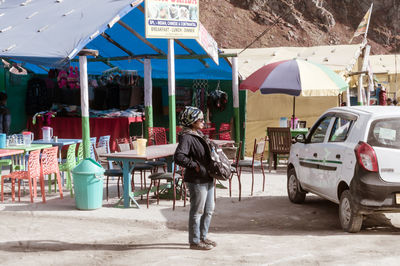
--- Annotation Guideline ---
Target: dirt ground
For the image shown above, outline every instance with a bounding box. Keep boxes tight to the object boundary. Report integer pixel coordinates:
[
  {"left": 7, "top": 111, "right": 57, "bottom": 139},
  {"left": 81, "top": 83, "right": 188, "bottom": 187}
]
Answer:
[{"left": 2, "top": 167, "right": 400, "bottom": 266}]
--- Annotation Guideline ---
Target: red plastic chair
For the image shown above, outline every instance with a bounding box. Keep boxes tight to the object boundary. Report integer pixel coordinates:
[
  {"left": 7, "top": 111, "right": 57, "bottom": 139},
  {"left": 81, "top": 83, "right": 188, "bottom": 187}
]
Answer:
[
  {"left": 148, "top": 127, "right": 167, "bottom": 145},
  {"left": 1, "top": 149, "right": 43, "bottom": 203},
  {"left": 116, "top": 139, "right": 130, "bottom": 153},
  {"left": 41, "top": 146, "right": 63, "bottom": 200},
  {"left": 218, "top": 123, "right": 232, "bottom": 140}
]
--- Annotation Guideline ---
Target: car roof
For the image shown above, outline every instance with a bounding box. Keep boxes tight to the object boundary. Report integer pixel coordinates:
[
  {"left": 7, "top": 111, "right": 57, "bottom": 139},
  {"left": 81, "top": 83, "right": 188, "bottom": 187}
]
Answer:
[{"left": 327, "top": 106, "right": 400, "bottom": 118}]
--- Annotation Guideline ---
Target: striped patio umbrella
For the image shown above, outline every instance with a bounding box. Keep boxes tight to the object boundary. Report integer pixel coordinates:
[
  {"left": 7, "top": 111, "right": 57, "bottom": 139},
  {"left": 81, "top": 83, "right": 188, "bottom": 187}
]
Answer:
[{"left": 240, "top": 59, "right": 349, "bottom": 127}]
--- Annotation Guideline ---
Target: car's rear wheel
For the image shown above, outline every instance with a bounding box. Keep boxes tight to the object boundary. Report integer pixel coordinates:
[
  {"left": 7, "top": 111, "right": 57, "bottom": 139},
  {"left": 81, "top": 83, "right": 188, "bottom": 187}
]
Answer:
[
  {"left": 339, "top": 190, "right": 363, "bottom": 233},
  {"left": 287, "top": 168, "right": 306, "bottom": 203}
]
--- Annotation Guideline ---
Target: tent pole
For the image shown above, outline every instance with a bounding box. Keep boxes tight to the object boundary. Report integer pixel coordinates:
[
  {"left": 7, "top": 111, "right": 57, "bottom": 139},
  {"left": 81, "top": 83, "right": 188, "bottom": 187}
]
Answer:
[
  {"left": 232, "top": 57, "right": 240, "bottom": 143},
  {"left": 346, "top": 87, "right": 351, "bottom": 106},
  {"left": 78, "top": 49, "right": 98, "bottom": 159},
  {"left": 292, "top": 96, "right": 296, "bottom": 129},
  {"left": 358, "top": 45, "right": 371, "bottom": 105},
  {"left": 144, "top": 59, "right": 153, "bottom": 139},
  {"left": 168, "top": 39, "right": 176, "bottom": 145},
  {"left": 79, "top": 55, "right": 91, "bottom": 159}
]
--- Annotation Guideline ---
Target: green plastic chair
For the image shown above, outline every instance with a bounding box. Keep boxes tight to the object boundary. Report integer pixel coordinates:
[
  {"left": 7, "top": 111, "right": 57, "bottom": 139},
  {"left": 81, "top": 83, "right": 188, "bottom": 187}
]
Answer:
[
  {"left": 0, "top": 159, "right": 12, "bottom": 195},
  {"left": 59, "top": 143, "right": 77, "bottom": 197},
  {"left": 77, "top": 143, "right": 84, "bottom": 164}
]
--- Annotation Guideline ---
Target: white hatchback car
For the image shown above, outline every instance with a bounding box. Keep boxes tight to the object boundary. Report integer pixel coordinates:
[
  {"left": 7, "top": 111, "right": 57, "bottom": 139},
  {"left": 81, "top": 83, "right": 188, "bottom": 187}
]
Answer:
[{"left": 287, "top": 106, "right": 400, "bottom": 232}]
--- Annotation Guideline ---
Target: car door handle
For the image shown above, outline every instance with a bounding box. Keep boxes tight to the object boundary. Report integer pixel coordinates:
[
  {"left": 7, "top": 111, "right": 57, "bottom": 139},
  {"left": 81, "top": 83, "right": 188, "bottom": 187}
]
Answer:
[
  {"left": 336, "top": 154, "right": 341, "bottom": 159},
  {"left": 313, "top": 153, "right": 318, "bottom": 158}
]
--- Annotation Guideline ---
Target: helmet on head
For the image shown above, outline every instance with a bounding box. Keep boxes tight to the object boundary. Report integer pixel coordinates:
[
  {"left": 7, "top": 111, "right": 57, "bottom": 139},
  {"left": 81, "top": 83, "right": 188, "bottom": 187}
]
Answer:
[{"left": 179, "top": 106, "right": 203, "bottom": 127}]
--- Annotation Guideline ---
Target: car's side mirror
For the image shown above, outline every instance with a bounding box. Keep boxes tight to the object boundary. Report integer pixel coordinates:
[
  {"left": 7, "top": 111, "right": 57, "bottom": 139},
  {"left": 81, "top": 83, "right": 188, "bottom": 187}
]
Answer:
[{"left": 294, "top": 134, "right": 306, "bottom": 143}]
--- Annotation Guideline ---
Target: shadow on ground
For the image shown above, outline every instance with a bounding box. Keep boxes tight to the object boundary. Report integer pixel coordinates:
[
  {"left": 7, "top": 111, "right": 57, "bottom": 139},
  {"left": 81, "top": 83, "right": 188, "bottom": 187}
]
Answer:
[
  {"left": 162, "top": 195, "right": 400, "bottom": 236},
  {"left": 0, "top": 240, "right": 188, "bottom": 253}
]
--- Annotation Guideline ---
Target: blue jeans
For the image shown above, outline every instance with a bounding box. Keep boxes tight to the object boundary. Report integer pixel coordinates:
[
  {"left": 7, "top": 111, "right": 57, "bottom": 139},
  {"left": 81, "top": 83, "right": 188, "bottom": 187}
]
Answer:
[{"left": 186, "top": 181, "right": 215, "bottom": 244}]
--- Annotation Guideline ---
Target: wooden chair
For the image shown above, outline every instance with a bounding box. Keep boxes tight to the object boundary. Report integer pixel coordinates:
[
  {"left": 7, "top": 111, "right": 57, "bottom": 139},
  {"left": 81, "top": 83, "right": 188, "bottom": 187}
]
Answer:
[
  {"left": 267, "top": 127, "right": 292, "bottom": 172},
  {"left": 1, "top": 150, "right": 43, "bottom": 203},
  {"left": 237, "top": 137, "right": 267, "bottom": 201},
  {"left": 41, "top": 146, "right": 63, "bottom": 200}
]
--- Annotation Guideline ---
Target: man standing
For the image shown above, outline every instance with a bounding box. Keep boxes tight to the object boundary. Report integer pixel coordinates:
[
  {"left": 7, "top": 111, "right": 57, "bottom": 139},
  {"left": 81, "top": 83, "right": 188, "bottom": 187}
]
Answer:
[{"left": 0, "top": 92, "right": 11, "bottom": 134}]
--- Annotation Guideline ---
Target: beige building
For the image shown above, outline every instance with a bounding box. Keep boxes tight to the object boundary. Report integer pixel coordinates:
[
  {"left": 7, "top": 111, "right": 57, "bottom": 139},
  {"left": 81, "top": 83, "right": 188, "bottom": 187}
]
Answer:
[{"left": 369, "top": 54, "right": 400, "bottom": 101}]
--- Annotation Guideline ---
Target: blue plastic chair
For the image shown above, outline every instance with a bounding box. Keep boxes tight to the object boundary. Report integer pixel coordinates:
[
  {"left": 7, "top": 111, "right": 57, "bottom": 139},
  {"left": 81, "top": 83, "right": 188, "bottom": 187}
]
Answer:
[
  {"left": 98, "top": 135, "right": 112, "bottom": 169},
  {"left": 89, "top": 137, "right": 97, "bottom": 161}
]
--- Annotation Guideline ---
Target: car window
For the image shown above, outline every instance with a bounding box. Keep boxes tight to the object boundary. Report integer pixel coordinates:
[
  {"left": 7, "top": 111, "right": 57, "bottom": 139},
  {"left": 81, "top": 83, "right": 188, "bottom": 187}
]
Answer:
[
  {"left": 329, "top": 117, "right": 353, "bottom": 142},
  {"left": 367, "top": 118, "right": 400, "bottom": 149},
  {"left": 309, "top": 116, "right": 332, "bottom": 143}
]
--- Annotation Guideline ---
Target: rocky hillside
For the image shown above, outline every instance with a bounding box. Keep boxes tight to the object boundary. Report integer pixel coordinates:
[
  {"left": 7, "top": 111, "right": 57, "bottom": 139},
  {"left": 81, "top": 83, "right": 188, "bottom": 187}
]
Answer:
[{"left": 200, "top": 0, "right": 399, "bottom": 55}]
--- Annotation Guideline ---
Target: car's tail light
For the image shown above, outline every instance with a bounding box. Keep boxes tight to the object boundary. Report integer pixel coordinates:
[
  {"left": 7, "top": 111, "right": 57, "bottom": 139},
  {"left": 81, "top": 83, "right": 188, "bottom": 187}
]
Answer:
[{"left": 354, "top": 141, "right": 378, "bottom": 172}]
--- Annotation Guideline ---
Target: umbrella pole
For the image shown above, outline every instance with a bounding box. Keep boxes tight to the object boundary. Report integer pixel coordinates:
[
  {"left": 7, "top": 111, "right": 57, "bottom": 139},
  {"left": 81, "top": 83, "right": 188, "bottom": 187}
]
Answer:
[{"left": 292, "top": 96, "right": 295, "bottom": 129}]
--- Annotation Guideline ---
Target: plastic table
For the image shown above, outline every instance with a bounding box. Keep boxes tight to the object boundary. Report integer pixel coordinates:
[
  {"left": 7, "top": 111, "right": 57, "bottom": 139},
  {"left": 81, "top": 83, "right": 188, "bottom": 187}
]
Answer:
[
  {"left": 290, "top": 128, "right": 309, "bottom": 138},
  {"left": 33, "top": 139, "right": 82, "bottom": 161},
  {"left": 212, "top": 139, "right": 235, "bottom": 146},
  {"left": 4, "top": 144, "right": 52, "bottom": 169},
  {"left": 0, "top": 149, "right": 24, "bottom": 157},
  {"left": 105, "top": 143, "right": 178, "bottom": 208},
  {"left": 27, "top": 116, "right": 143, "bottom": 152}
]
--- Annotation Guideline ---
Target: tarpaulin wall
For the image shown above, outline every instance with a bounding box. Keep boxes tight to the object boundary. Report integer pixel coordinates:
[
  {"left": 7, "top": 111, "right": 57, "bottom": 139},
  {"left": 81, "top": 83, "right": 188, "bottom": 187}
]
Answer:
[
  {"left": 245, "top": 91, "right": 338, "bottom": 156},
  {"left": 0, "top": 67, "right": 32, "bottom": 134}
]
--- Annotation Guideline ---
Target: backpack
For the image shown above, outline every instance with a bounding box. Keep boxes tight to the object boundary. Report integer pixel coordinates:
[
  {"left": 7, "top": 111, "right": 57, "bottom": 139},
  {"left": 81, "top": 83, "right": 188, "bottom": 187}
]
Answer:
[{"left": 204, "top": 137, "right": 233, "bottom": 180}]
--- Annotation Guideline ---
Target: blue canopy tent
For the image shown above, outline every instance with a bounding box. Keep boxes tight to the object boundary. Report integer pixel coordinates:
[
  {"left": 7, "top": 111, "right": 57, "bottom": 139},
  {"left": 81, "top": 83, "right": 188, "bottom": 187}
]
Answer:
[
  {"left": 0, "top": 0, "right": 243, "bottom": 208},
  {"left": 0, "top": 0, "right": 233, "bottom": 78},
  {"left": 0, "top": 0, "right": 240, "bottom": 157}
]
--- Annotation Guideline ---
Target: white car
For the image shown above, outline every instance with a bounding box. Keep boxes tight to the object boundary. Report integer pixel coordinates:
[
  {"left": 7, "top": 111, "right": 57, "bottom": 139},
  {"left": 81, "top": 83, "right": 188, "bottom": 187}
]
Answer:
[{"left": 287, "top": 106, "right": 400, "bottom": 232}]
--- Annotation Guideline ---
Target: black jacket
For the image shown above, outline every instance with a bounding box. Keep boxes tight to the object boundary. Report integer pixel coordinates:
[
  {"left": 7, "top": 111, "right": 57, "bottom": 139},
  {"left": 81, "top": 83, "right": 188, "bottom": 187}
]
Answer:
[{"left": 174, "top": 128, "right": 212, "bottom": 184}]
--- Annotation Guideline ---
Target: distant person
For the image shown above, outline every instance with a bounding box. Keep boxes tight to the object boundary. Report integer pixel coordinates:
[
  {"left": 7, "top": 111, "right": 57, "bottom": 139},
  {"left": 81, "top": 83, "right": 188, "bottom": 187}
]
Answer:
[
  {"left": 174, "top": 106, "right": 216, "bottom": 251},
  {"left": 386, "top": 98, "right": 394, "bottom": 106},
  {"left": 0, "top": 92, "right": 11, "bottom": 134}
]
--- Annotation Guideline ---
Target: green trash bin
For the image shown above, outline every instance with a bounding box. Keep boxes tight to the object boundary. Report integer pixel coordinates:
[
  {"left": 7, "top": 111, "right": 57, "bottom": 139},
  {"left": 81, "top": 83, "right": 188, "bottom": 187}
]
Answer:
[{"left": 72, "top": 158, "right": 105, "bottom": 210}]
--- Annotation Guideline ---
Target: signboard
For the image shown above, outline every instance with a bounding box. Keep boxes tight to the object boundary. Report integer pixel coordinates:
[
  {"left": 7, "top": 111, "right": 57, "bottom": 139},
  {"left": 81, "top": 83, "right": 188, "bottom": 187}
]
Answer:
[
  {"left": 197, "top": 23, "right": 219, "bottom": 65},
  {"left": 145, "top": 0, "right": 199, "bottom": 39}
]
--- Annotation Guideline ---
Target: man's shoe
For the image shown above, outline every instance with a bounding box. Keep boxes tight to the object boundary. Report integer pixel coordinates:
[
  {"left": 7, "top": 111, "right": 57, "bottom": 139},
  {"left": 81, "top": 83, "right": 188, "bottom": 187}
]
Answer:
[
  {"left": 201, "top": 239, "right": 217, "bottom": 247},
  {"left": 190, "top": 242, "right": 213, "bottom": 250}
]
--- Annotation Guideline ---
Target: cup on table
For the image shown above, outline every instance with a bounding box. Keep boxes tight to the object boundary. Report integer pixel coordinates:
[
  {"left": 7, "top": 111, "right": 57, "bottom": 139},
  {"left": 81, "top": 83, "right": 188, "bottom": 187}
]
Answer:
[
  {"left": 136, "top": 138, "right": 147, "bottom": 155},
  {"left": 53, "top": 136, "right": 58, "bottom": 142},
  {"left": 132, "top": 140, "right": 138, "bottom": 150},
  {"left": 42, "top": 126, "right": 53, "bottom": 142},
  {"left": 0, "top": 133, "right": 6, "bottom": 148}
]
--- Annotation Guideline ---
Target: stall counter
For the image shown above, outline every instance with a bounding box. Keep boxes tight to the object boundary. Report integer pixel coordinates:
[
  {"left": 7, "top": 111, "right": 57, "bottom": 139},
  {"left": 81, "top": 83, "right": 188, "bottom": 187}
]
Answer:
[{"left": 27, "top": 116, "right": 143, "bottom": 152}]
